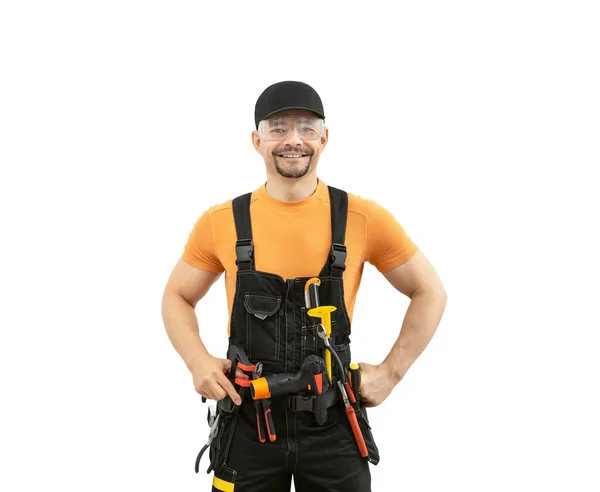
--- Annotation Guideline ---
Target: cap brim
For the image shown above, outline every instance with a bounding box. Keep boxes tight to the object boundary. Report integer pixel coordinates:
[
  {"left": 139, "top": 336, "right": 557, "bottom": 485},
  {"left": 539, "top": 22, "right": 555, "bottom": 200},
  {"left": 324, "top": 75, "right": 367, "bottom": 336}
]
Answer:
[{"left": 262, "top": 106, "right": 326, "bottom": 121}]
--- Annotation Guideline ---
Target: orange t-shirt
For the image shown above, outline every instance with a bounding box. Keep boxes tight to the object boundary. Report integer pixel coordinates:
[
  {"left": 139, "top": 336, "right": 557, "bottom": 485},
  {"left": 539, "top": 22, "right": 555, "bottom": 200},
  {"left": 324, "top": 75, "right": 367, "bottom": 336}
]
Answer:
[{"left": 181, "top": 178, "right": 418, "bottom": 335}]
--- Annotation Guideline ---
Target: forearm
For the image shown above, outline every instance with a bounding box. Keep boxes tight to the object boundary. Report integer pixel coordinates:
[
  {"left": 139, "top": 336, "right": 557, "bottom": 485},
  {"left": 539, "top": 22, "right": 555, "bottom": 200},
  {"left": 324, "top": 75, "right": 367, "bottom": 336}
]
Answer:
[
  {"left": 161, "top": 291, "right": 210, "bottom": 372},
  {"left": 381, "top": 290, "right": 447, "bottom": 383}
]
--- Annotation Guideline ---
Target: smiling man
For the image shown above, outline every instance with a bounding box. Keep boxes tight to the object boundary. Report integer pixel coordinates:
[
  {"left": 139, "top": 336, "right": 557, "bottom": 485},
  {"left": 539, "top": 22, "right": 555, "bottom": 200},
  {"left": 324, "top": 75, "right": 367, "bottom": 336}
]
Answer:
[
  {"left": 162, "top": 81, "right": 447, "bottom": 492},
  {"left": 257, "top": 110, "right": 323, "bottom": 178}
]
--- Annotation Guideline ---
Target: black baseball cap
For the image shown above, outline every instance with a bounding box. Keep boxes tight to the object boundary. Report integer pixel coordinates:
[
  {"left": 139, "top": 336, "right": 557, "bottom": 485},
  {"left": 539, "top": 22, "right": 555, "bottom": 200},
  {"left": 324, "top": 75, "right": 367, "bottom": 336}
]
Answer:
[{"left": 254, "top": 81, "right": 325, "bottom": 129}]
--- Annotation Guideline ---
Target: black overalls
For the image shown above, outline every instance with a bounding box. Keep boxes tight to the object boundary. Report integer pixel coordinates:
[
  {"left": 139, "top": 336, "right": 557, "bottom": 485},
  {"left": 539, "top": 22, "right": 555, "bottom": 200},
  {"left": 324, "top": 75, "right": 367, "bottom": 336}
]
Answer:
[{"left": 205, "top": 186, "right": 379, "bottom": 492}]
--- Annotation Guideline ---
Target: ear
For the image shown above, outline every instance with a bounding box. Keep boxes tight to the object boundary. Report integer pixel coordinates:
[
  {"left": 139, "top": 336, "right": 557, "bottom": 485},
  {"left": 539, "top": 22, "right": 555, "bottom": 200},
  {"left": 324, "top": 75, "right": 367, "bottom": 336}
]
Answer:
[
  {"left": 320, "top": 127, "right": 329, "bottom": 151},
  {"left": 251, "top": 130, "right": 263, "bottom": 155}
]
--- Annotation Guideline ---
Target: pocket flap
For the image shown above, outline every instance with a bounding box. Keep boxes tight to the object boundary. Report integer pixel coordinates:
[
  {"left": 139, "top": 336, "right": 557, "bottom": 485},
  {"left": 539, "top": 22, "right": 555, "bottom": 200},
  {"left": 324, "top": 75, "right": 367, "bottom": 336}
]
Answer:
[{"left": 244, "top": 294, "right": 281, "bottom": 320}]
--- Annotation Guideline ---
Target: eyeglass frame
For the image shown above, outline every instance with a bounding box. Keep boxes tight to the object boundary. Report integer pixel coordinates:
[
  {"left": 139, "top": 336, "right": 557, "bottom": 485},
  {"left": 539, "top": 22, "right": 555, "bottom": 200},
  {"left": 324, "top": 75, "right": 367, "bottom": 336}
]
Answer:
[{"left": 257, "top": 116, "right": 326, "bottom": 141}]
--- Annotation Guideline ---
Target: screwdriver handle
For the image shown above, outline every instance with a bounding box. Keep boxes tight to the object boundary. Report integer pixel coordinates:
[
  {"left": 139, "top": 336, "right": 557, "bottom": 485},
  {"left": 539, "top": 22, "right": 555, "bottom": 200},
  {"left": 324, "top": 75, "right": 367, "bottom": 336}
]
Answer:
[{"left": 348, "top": 363, "right": 361, "bottom": 407}]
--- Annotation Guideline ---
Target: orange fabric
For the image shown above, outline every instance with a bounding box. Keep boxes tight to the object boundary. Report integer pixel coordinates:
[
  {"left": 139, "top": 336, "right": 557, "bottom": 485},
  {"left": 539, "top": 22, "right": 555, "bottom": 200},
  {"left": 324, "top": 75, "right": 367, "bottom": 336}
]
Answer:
[{"left": 181, "top": 178, "right": 418, "bottom": 335}]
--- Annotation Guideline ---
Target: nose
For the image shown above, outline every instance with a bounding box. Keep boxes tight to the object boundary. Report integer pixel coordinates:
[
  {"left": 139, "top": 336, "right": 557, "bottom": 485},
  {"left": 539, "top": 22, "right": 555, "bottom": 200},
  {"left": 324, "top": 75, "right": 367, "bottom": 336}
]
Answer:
[{"left": 282, "top": 127, "right": 303, "bottom": 145}]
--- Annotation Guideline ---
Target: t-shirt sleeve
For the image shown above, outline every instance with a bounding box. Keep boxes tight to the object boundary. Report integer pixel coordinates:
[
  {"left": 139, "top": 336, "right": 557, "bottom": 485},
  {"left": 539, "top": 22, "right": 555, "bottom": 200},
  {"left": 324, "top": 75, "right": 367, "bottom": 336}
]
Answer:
[
  {"left": 364, "top": 199, "right": 418, "bottom": 273},
  {"left": 181, "top": 208, "right": 225, "bottom": 273}
]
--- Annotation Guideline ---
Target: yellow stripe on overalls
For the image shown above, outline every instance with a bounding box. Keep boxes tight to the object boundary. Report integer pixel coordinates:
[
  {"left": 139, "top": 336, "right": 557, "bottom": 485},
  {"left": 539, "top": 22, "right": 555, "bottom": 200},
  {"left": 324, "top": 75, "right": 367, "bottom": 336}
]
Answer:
[{"left": 213, "top": 476, "right": 235, "bottom": 492}]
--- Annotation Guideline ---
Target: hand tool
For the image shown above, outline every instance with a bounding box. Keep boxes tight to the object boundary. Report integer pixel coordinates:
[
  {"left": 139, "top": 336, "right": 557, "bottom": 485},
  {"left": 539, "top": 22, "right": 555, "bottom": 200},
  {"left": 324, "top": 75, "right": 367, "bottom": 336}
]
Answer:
[
  {"left": 348, "top": 363, "right": 361, "bottom": 407},
  {"left": 315, "top": 325, "right": 368, "bottom": 457},
  {"left": 337, "top": 380, "right": 368, "bottom": 458},
  {"left": 250, "top": 354, "right": 327, "bottom": 400},
  {"left": 304, "top": 277, "right": 334, "bottom": 379},
  {"left": 315, "top": 324, "right": 356, "bottom": 403},
  {"left": 307, "top": 305, "right": 337, "bottom": 380},
  {"left": 252, "top": 363, "right": 267, "bottom": 443},
  {"left": 195, "top": 414, "right": 220, "bottom": 473},
  {"left": 251, "top": 362, "right": 277, "bottom": 442},
  {"left": 304, "top": 277, "right": 321, "bottom": 309},
  {"left": 220, "top": 345, "right": 255, "bottom": 413},
  {"left": 262, "top": 398, "right": 276, "bottom": 442}
]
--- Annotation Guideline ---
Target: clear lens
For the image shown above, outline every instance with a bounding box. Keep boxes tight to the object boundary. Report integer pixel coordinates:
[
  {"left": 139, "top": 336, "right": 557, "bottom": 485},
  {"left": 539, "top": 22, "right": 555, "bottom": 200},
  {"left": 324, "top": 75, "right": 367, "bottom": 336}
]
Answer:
[{"left": 259, "top": 117, "right": 324, "bottom": 141}]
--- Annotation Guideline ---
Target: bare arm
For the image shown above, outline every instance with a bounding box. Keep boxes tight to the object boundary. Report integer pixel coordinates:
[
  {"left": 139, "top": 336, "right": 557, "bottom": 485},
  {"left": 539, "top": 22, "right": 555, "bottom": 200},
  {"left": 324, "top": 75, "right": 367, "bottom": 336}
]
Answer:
[
  {"left": 161, "top": 259, "right": 222, "bottom": 370},
  {"left": 161, "top": 259, "right": 243, "bottom": 404},
  {"left": 359, "top": 249, "right": 447, "bottom": 406},
  {"left": 380, "top": 249, "right": 447, "bottom": 381}
]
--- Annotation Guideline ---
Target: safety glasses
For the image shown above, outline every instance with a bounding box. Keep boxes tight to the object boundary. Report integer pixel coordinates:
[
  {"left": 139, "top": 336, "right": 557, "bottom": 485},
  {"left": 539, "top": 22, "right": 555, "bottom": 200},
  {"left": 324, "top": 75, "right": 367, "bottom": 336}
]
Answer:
[{"left": 259, "top": 117, "right": 324, "bottom": 141}]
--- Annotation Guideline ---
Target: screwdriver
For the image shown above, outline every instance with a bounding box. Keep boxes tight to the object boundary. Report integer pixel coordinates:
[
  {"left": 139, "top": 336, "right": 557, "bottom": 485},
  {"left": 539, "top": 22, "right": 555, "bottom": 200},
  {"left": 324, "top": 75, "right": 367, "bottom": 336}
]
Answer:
[{"left": 348, "top": 363, "right": 361, "bottom": 407}]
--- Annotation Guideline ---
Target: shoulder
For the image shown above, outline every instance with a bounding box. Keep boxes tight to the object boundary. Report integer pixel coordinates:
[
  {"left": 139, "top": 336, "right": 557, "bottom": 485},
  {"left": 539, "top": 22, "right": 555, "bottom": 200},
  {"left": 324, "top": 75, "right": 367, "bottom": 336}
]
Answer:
[
  {"left": 207, "top": 199, "right": 233, "bottom": 217},
  {"left": 322, "top": 184, "right": 371, "bottom": 219},
  {"left": 346, "top": 190, "right": 371, "bottom": 219}
]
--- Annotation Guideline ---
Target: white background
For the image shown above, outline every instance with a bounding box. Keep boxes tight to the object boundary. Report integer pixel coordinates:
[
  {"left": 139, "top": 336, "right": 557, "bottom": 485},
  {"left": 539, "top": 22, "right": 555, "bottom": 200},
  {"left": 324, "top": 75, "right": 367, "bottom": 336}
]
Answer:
[{"left": 1, "top": 1, "right": 599, "bottom": 491}]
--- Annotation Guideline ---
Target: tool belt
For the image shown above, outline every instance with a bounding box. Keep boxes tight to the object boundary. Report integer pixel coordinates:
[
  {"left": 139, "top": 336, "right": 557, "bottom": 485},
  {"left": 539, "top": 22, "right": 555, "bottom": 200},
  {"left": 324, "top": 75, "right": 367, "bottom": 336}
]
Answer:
[
  {"left": 288, "top": 385, "right": 339, "bottom": 412},
  {"left": 195, "top": 346, "right": 380, "bottom": 476}
]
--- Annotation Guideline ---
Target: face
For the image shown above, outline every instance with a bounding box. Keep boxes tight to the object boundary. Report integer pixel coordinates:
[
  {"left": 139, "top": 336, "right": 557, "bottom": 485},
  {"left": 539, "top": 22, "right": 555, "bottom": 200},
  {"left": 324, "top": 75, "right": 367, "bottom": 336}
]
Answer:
[{"left": 252, "top": 109, "right": 328, "bottom": 179}]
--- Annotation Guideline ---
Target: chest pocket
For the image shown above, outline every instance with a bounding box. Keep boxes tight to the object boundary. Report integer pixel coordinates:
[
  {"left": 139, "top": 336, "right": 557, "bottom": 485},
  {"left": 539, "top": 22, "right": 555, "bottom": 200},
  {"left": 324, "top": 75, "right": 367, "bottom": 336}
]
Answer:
[{"left": 244, "top": 294, "right": 282, "bottom": 362}]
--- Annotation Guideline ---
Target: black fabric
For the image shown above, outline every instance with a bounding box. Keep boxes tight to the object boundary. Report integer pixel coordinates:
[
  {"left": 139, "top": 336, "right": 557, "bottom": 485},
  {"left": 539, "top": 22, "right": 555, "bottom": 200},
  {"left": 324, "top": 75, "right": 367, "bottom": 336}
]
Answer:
[
  {"left": 205, "top": 183, "right": 377, "bottom": 490},
  {"left": 232, "top": 185, "right": 348, "bottom": 278},
  {"left": 254, "top": 81, "right": 325, "bottom": 128},
  {"left": 212, "top": 396, "right": 372, "bottom": 492},
  {"left": 232, "top": 192, "right": 254, "bottom": 271},
  {"left": 328, "top": 185, "right": 348, "bottom": 247},
  {"left": 319, "top": 186, "right": 348, "bottom": 279}
]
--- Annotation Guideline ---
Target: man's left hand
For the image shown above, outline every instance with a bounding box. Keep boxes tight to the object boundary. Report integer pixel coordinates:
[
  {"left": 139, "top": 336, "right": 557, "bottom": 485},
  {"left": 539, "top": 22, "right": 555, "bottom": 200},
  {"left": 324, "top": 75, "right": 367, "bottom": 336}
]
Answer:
[{"left": 356, "top": 362, "right": 399, "bottom": 408}]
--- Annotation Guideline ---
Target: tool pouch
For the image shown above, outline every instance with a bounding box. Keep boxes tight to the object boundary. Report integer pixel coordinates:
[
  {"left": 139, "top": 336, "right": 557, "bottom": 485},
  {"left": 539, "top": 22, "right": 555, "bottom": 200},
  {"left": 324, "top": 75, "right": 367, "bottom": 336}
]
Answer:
[
  {"left": 206, "top": 408, "right": 240, "bottom": 475},
  {"left": 356, "top": 406, "right": 380, "bottom": 465},
  {"left": 331, "top": 341, "right": 351, "bottom": 375}
]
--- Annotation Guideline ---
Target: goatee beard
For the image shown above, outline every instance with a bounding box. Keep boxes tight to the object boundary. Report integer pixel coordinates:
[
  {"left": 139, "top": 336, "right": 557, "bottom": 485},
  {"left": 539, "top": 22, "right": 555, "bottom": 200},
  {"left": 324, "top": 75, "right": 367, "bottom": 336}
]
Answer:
[{"left": 274, "top": 156, "right": 312, "bottom": 178}]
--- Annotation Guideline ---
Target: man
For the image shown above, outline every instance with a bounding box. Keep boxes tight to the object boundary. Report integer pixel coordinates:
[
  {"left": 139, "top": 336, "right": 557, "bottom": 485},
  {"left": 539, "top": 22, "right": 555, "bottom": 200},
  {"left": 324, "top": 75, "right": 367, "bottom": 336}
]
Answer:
[{"left": 162, "top": 81, "right": 447, "bottom": 492}]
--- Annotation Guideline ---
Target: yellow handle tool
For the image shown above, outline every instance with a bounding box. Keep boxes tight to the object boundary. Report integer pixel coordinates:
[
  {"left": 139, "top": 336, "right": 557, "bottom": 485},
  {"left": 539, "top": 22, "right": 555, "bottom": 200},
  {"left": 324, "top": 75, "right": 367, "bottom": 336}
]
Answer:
[{"left": 307, "top": 305, "right": 337, "bottom": 379}]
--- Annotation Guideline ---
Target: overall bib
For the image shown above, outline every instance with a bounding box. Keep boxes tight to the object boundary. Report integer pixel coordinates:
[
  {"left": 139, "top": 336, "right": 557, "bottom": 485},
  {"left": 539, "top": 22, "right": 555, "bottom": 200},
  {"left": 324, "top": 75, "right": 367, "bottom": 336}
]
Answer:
[{"left": 206, "top": 186, "right": 379, "bottom": 492}]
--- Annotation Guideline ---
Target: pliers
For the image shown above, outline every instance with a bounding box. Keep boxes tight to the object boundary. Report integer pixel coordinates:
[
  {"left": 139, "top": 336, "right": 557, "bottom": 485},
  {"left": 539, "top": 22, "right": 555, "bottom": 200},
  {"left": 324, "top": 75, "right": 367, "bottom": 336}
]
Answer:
[
  {"left": 316, "top": 324, "right": 368, "bottom": 458},
  {"left": 194, "top": 413, "right": 220, "bottom": 473},
  {"left": 252, "top": 362, "right": 276, "bottom": 442}
]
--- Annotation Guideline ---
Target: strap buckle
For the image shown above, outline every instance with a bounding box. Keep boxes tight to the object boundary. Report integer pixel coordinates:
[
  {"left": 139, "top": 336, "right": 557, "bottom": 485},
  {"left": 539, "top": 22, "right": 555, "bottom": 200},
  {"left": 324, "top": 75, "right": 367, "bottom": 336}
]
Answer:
[
  {"left": 288, "top": 389, "right": 340, "bottom": 412},
  {"left": 235, "top": 239, "right": 254, "bottom": 266},
  {"left": 330, "top": 243, "right": 347, "bottom": 271},
  {"left": 288, "top": 395, "right": 316, "bottom": 412}
]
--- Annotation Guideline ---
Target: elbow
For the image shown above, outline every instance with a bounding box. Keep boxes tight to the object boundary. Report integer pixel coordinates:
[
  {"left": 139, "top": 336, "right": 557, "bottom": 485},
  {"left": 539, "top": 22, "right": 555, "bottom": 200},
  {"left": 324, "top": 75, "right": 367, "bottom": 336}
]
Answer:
[
  {"left": 415, "top": 283, "right": 447, "bottom": 308},
  {"left": 161, "top": 288, "right": 191, "bottom": 321}
]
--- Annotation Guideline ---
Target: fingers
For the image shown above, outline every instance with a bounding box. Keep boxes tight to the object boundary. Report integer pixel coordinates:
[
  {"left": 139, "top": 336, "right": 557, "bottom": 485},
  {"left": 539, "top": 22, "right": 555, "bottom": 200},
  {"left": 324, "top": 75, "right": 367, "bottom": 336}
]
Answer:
[
  {"left": 202, "top": 384, "right": 227, "bottom": 402},
  {"left": 199, "top": 358, "right": 242, "bottom": 405},
  {"left": 194, "top": 357, "right": 253, "bottom": 405},
  {"left": 219, "top": 358, "right": 250, "bottom": 380},
  {"left": 216, "top": 372, "right": 242, "bottom": 405}
]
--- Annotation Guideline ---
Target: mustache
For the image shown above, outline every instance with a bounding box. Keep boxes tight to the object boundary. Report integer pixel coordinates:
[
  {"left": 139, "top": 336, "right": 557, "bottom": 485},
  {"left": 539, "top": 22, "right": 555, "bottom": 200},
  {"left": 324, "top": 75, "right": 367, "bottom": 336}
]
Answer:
[{"left": 273, "top": 146, "right": 313, "bottom": 156}]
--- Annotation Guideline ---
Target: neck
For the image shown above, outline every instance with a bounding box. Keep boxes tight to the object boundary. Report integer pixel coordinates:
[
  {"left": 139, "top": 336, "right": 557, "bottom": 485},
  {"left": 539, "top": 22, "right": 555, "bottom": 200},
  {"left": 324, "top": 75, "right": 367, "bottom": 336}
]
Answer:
[{"left": 265, "top": 174, "right": 319, "bottom": 203}]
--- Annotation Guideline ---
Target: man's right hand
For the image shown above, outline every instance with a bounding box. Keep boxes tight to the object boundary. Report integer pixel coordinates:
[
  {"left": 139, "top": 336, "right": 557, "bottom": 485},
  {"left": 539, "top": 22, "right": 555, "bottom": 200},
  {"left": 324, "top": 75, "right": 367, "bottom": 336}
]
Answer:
[{"left": 190, "top": 355, "right": 248, "bottom": 405}]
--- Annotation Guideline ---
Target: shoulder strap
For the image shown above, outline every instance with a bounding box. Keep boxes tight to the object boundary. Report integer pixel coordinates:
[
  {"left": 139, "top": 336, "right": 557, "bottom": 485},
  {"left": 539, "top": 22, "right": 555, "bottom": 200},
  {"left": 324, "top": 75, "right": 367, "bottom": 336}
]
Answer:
[
  {"left": 321, "top": 186, "right": 348, "bottom": 278},
  {"left": 232, "top": 192, "right": 254, "bottom": 271},
  {"left": 232, "top": 185, "right": 349, "bottom": 276}
]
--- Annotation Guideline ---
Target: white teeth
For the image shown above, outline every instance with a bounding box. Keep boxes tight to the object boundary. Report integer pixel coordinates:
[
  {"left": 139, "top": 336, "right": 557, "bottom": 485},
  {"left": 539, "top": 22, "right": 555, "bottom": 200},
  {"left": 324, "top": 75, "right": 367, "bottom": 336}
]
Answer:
[{"left": 280, "top": 154, "right": 305, "bottom": 158}]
